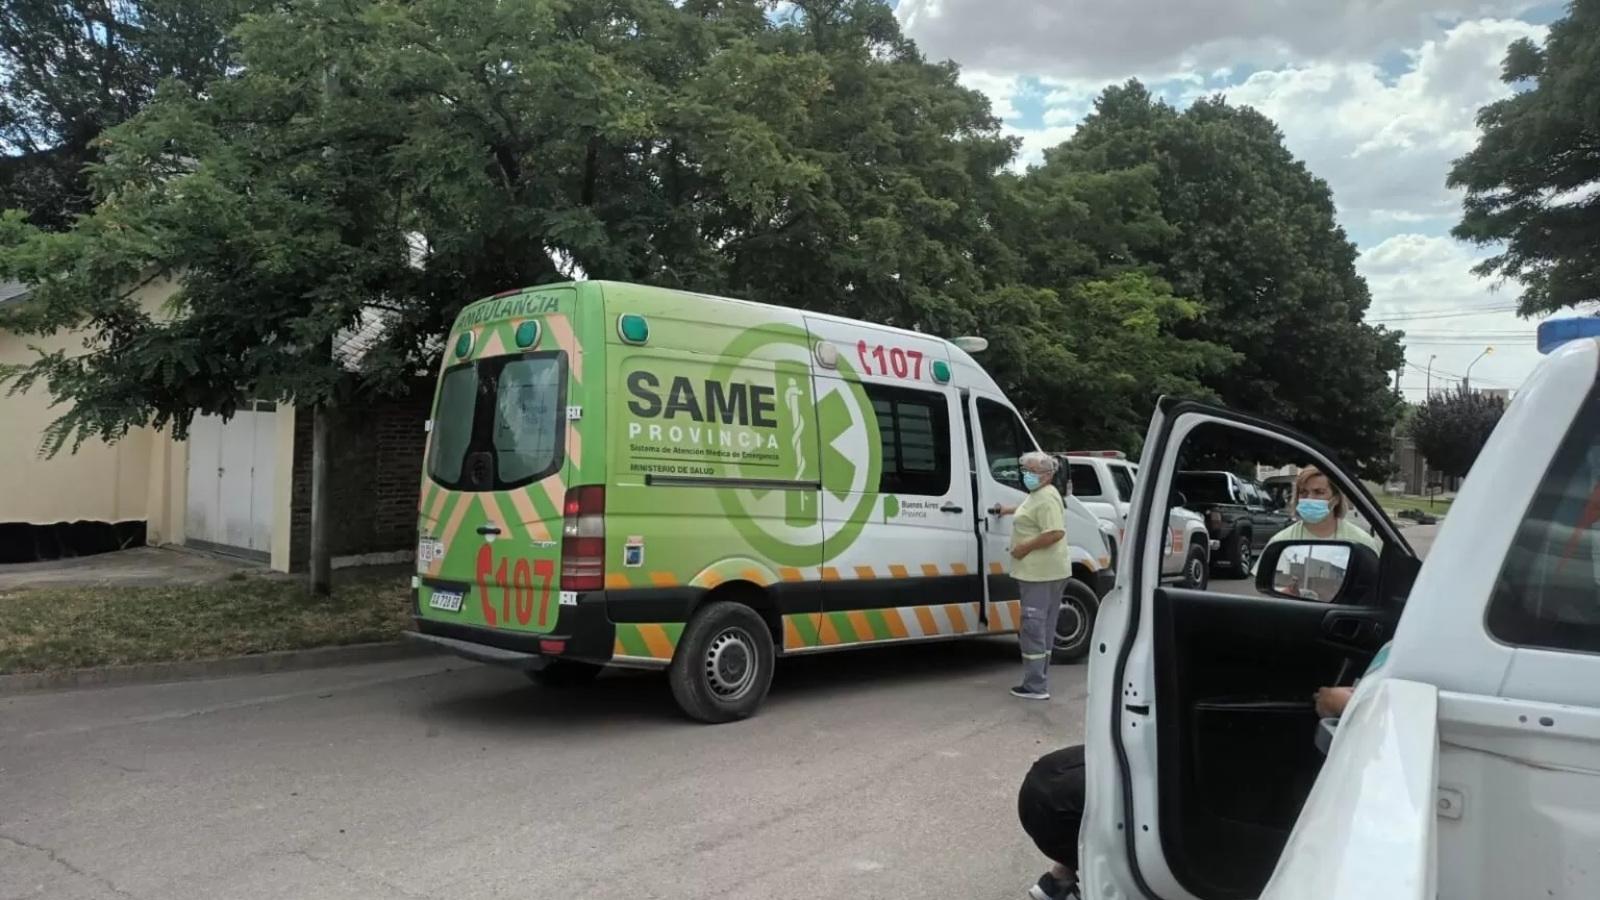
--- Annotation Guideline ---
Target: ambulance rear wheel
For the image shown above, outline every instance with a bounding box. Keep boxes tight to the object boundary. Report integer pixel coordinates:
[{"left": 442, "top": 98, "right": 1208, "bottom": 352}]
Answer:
[
  {"left": 1052, "top": 579, "right": 1098, "bottom": 664},
  {"left": 669, "top": 601, "right": 775, "bottom": 723},
  {"left": 526, "top": 659, "right": 603, "bottom": 688}
]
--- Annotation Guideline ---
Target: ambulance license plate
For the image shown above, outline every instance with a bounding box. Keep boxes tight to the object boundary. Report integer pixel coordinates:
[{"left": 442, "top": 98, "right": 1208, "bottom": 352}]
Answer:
[{"left": 429, "top": 590, "right": 464, "bottom": 613}]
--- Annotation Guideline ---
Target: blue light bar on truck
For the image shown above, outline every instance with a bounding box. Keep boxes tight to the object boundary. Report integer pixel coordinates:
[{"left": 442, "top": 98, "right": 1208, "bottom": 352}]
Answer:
[{"left": 1537, "top": 317, "right": 1600, "bottom": 354}]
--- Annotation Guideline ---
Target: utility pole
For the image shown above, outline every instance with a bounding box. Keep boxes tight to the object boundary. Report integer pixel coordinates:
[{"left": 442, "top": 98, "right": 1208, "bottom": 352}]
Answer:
[
  {"left": 1426, "top": 354, "right": 1436, "bottom": 398},
  {"left": 1465, "top": 346, "right": 1494, "bottom": 393},
  {"left": 309, "top": 62, "right": 341, "bottom": 598}
]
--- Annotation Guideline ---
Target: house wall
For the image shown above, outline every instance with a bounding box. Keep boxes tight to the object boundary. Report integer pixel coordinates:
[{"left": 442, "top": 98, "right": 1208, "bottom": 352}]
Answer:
[
  {"left": 0, "top": 281, "right": 184, "bottom": 560},
  {"left": 288, "top": 382, "right": 431, "bottom": 570}
]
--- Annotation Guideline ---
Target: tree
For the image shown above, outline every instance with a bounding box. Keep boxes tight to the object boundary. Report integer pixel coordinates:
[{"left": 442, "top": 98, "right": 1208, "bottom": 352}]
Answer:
[
  {"left": 1450, "top": 0, "right": 1600, "bottom": 316},
  {"left": 1409, "top": 388, "right": 1507, "bottom": 482},
  {"left": 1023, "top": 82, "right": 1407, "bottom": 477},
  {"left": 0, "top": 0, "right": 1038, "bottom": 589},
  {"left": 0, "top": 0, "right": 252, "bottom": 231}
]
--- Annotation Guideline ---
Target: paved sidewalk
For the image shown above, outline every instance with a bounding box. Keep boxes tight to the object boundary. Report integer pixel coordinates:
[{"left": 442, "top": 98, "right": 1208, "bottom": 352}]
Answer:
[{"left": 0, "top": 546, "right": 262, "bottom": 591}]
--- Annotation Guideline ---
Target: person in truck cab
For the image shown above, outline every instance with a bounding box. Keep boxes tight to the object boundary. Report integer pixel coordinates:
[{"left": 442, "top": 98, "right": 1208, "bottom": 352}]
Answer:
[{"left": 1264, "top": 466, "right": 1380, "bottom": 555}]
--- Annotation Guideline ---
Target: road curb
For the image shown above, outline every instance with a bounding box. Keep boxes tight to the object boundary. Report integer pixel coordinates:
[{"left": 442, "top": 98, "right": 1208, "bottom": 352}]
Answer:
[{"left": 0, "top": 640, "right": 446, "bottom": 696}]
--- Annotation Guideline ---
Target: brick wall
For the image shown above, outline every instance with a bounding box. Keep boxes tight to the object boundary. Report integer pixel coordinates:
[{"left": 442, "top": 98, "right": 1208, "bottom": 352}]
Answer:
[{"left": 289, "top": 380, "right": 431, "bottom": 570}]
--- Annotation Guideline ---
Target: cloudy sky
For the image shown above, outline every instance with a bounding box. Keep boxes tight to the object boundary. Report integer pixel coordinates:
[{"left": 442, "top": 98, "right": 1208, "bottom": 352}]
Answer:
[{"left": 894, "top": 0, "right": 1569, "bottom": 397}]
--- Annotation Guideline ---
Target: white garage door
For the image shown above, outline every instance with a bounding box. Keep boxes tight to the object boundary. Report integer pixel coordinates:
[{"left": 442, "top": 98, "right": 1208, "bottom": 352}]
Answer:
[{"left": 186, "top": 404, "right": 277, "bottom": 559}]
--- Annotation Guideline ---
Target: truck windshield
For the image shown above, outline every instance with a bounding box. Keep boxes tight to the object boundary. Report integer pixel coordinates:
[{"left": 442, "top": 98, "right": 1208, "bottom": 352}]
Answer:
[
  {"left": 1176, "top": 472, "right": 1234, "bottom": 505},
  {"left": 428, "top": 351, "right": 567, "bottom": 491}
]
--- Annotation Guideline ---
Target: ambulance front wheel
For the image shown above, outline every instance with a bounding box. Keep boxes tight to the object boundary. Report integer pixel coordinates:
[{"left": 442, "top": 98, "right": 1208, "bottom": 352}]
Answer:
[
  {"left": 669, "top": 601, "right": 776, "bottom": 723},
  {"left": 1052, "top": 579, "right": 1099, "bottom": 664}
]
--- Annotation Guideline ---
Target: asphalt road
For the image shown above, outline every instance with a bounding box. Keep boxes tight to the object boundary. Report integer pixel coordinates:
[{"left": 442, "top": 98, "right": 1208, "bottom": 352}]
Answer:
[{"left": 1, "top": 639, "right": 1084, "bottom": 900}]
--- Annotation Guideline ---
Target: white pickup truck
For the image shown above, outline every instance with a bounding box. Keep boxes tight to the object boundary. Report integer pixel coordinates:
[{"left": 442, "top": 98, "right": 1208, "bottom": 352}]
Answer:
[{"left": 1079, "top": 332, "right": 1600, "bottom": 899}]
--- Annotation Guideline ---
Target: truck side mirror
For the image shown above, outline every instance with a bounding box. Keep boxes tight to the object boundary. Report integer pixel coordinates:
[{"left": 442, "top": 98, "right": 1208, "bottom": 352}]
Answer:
[{"left": 1254, "top": 540, "right": 1382, "bottom": 605}]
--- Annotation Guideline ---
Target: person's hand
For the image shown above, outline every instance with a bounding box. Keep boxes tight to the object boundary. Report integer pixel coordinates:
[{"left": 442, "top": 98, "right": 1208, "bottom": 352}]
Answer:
[
  {"left": 1010, "top": 544, "right": 1029, "bottom": 560},
  {"left": 991, "top": 504, "right": 1016, "bottom": 517},
  {"left": 1314, "top": 686, "right": 1354, "bottom": 718}
]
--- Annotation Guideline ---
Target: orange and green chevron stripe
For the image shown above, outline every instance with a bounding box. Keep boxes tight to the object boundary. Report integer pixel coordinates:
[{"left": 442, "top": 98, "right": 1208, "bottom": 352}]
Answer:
[
  {"left": 782, "top": 600, "right": 1022, "bottom": 650},
  {"left": 613, "top": 622, "right": 684, "bottom": 662}
]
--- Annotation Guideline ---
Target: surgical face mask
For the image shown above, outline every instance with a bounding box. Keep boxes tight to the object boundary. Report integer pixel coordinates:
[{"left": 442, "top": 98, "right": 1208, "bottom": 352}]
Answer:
[
  {"left": 1297, "top": 498, "right": 1332, "bottom": 524},
  {"left": 1022, "top": 472, "right": 1045, "bottom": 492}
]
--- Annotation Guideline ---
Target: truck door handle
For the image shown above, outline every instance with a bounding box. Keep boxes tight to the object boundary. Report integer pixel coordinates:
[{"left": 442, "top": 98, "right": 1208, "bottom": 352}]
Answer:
[
  {"left": 941, "top": 503, "right": 964, "bottom": 514},
  {"left": 476, "top": 525, "right": 502, "bottom": 536}
]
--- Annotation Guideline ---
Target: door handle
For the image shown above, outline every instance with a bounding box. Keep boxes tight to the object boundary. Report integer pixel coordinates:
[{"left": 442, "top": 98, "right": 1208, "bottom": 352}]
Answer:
[
  {"left": 941, "top": 503, "right": 964, "bottom": 514},
  {"left": 988, "top": 504, "right": 1004, "bottom": 517},
  {"left": 476, "top": 525, "right": 502, "bottom": 536}
]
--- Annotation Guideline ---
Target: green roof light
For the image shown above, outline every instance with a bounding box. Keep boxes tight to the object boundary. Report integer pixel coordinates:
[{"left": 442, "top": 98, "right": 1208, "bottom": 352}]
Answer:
[
  {"left": 932, "top": 360, "right": 952, "bottom": 384},
  {"left": 514, "top": 320, "right": 540, "bottom": 349},
  {"left": 453, "top": 332, "right": 473, "bottom": 358},
  {"left": 618, "top": 314, "right": 649, "bottom": 345}
]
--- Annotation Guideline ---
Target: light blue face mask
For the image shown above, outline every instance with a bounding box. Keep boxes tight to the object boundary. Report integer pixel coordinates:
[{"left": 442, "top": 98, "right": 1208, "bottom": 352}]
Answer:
[
  {"left": 1022, "top": 472, "right": 1045, "bottom": 492},
  {"left": 1297, "top": 498, "right": 1332, "bottom": 524}
]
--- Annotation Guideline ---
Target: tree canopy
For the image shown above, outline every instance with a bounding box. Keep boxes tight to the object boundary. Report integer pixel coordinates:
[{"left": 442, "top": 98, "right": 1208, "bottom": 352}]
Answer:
[
  {"left": 0, "top": 0, "right": 252, "bottom": 231},
  {"left": 1450, "top": 0, "right": 1600, "bottom": 315},
  {"left": 1023, "top": 83, "right": 1406, "bottom": 475},
  {"left": 2, "top": 0, "right": 1398, "bottom": 473},
  {"left": 1409, "top": 388, "right": 1507, "bottom": 480}
]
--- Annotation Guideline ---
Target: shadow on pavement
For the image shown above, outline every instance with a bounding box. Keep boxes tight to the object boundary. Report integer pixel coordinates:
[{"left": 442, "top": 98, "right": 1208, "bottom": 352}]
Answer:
[{"left": 418, "top": 634, "right": 1027, "bottom": 731}]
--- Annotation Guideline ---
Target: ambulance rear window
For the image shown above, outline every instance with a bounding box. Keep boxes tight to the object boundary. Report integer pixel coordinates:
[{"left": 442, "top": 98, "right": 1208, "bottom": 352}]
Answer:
[{"left": 428, "top": 351, "right": 567, "bottom": 491}]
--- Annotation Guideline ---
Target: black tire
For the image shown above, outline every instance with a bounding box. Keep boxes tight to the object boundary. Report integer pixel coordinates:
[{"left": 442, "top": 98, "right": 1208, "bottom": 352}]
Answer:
[
  {"left": 1180, "top": 544, "right": 1210, "bottom": 590},
  {"left": 1230, "top": 533, "right": 1254, "bottom": 575},
  {"left": 525, "top": 659, "right": 604, "bottom": 688},
  {"left": 668, "top": 601, "right": 775, "bottom": 723},
  {"left": 1052, "top": 579, "right": 1099, "bottom": 664}
]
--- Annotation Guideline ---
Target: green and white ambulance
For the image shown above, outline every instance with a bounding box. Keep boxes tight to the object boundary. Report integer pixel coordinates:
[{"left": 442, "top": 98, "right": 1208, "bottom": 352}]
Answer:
[{"left": 409, "top": 281, "right": 1114, "bottom": 722}]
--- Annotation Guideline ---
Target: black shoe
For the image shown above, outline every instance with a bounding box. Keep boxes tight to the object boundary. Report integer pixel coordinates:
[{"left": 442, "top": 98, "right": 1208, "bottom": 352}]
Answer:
[
  {"left": 1011, "top": 685, "right": 1050, "bottom": 700},
  {"left": 1028, "top": 871, "right": 1080, "bottom": 900}
]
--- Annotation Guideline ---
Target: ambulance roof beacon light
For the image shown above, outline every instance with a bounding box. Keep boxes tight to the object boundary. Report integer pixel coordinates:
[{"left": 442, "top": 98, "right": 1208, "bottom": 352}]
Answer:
[
  {"left": 514, "top": 320, "right": 540, "bottom": 349},
  {"left": 1537, "top": 317, "right": 1600, "bottom": 354},
  {"left": 952, "top": 336, "right": 988, "bottom": 354},
  {"left": 815, "top": 340, "right": 840, "bottom": 369},
  {"left": 453, "top": 332, "right": 472, "bottom": 359},
  {"left": 932, "top": 360, "right": 952, "bottom": 384},
  {"left": 618, "top": 314, "right": 649, "bottom": 345}
]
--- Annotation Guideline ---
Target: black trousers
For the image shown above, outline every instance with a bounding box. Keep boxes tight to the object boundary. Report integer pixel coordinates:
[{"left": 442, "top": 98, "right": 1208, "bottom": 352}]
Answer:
[{"left": 1017, "top": 744, "right": 1086, "bottom": 870}]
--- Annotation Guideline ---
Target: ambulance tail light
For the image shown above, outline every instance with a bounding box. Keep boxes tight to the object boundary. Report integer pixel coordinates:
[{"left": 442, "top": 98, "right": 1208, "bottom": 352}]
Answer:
[{"left": 562, "top": 486, "right": 606, "bottom": 592}]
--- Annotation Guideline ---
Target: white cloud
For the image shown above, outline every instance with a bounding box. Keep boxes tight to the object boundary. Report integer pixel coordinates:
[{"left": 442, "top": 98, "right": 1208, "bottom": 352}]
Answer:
[
  {"left": 897, "top": 0, "right": 1539, "bottom": 82},
  {"left": 1359, "top": 233, "right": 1542, "bottom": 391},
  {"left": 1224, "top": 18, "right": 1545, "bottom": 237},
  {"left": 957, "top": 69, "right": 1025, "bottom": 122}
]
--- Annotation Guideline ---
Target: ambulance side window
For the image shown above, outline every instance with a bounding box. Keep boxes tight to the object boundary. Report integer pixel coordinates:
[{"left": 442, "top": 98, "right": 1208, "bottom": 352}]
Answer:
[
  {"left": 1487, "top": 386, "right": 1600, "bottom": 654},
  {"left": 867, "top": 384, "right": 951, "bottom": 496},
  {"left": 976, "top": 398, "right": 1031, "bottom": 492}
]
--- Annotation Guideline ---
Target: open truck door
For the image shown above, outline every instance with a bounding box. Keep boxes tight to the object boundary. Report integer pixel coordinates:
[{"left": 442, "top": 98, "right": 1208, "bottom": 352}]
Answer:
[{"left": 1081, "top": 399, "right": 1419, "bottom": 900}]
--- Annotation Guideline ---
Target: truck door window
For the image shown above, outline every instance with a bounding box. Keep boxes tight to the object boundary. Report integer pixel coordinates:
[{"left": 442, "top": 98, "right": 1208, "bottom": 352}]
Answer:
[
  {"left": 1487, "top": 387, "right": 1600, "bottom": 654},
  {"left": 1071, "top": 462, "right": 1103, "bottom": 497},
  {"left": 1110, "top": 465, "right": 1136, "bottom": 502},
  {"left": 866, "top": 383, "right": 952, "bottom": 497},
  {"left": 976, "top": 398, "right": 1031, "bottom": 492}
]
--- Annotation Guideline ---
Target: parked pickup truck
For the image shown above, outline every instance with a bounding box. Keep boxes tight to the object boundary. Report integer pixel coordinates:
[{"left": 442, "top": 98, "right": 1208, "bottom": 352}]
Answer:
[
  {"left": 1080, "top": 327, "right": 1600, "bottom": 900},
  {"left": 1056, "top": 451, "right": 1212, "bottom": 589},
  {"left": 1175, "top": 469, "right": 1292, "bottom": 576}
]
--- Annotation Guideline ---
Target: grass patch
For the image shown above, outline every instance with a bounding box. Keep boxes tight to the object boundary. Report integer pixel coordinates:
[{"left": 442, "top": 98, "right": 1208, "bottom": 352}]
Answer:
[
  {"left": 1372, "top": 492, "right": 1453, "bottom": 519},
  {"left": 0, "top": 570, "right": 412, "bottom": 675}
]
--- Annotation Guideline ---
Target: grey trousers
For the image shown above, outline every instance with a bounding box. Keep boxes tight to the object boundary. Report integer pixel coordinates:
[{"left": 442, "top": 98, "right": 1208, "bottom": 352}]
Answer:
[{"left": 1018, "top": 578, "right": 1068, "bottom": 694}]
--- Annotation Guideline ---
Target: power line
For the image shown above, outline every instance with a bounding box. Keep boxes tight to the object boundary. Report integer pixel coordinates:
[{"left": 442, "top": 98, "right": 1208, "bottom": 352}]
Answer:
[{"left": 1369, "top": 305, "right": 1521, "bottom": 323}]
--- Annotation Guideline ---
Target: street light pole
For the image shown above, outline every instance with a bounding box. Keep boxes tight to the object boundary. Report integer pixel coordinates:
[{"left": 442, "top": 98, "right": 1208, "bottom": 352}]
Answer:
[
  {"left": 1465, "top": 346, "right": 1494, "bottom": 392},
  {"left": 1426, "top": 354, "right": 1437, "bottom": 398}
]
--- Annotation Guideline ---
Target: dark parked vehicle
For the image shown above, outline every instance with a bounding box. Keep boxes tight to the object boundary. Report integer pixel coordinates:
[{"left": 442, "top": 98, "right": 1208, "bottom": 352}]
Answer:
[{"left": 1175, "top": 471, "right": 1292, "bottom": 575}]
